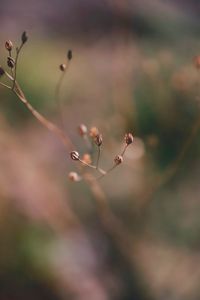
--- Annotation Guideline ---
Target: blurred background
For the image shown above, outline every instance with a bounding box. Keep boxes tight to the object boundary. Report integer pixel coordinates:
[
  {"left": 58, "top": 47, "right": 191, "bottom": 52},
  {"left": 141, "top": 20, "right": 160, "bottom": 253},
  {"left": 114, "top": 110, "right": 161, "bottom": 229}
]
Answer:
[{"left": 1, "top": 0, "right": 200, "bottom": 299}]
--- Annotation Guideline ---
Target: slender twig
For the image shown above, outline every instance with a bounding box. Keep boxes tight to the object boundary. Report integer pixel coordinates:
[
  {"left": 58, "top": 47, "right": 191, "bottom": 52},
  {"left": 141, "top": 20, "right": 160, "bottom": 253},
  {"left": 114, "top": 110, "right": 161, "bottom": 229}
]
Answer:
[
  {"left": 12, "top": 43, "right": 23, "bottom": 90},
  {"left": 96, "top": 146, "right": 101, "bottom": 169},
  {"left": 55, "top": 60, "right": 70, "bottom": 129},
  {"left": 0, "top": 82, "right": 11, "bottom": 89}
]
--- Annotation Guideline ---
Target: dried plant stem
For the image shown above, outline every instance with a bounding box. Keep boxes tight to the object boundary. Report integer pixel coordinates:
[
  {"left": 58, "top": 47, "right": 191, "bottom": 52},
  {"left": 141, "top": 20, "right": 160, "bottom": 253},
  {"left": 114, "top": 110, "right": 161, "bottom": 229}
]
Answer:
[
  {"left": 11, "top": 80, "right": 74, "bottom": 151},
  {"left": 0, "top": 82, "right": 11, "bottom": 89},
  {"left": 121, "top": 144, "right": 128, "bottom": 156},
  {"left": 96, "top": 146, "right": 101, "bottom": 169},
  {"left": 12, "top": 43, "right": 23, "bottom": 90},
  {"left": 55, "top": 61, "right": 70, "bottom": 129}
]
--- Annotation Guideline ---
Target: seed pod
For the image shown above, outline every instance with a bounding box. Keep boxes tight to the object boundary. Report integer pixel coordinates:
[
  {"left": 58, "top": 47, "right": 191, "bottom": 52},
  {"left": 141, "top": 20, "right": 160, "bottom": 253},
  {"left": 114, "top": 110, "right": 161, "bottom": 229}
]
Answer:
[
  {"left": 5, "top": 40, "right": 13, "bottom": 51},
  {"left": 89, "top": 126, "right": 99, "bottom": 138},
  {"left": 59, "top": 63, "right": 66, "bottom": 71},
  {"left": 68, "top": 172, "right": 80, "bottom": 182},
  {"left": 67, "top": 49, "right": 72, "bottom": 60},
  {"left": 21, "top": 31, "right": 28, "bottom": 44},
  {"left": 94, "top": 133, "right": 103, "bottom": 147},
  {"left": 124, "top": 133, "right": 134, "bottom": 145},
  {"left": 114, "top": 155, "right": 123, "bottom": 165},
  {"left": 70, "top": 151, "right": 80, "bottom": 161},
  {"left": 78, "top": 124, "right": 87, "bottom": 136},
  {"left": 7, "top": 56, "right": 15, "bottom": 68},
  {"left": 0, "top": 67, "right": 5, "bottom": 77}
]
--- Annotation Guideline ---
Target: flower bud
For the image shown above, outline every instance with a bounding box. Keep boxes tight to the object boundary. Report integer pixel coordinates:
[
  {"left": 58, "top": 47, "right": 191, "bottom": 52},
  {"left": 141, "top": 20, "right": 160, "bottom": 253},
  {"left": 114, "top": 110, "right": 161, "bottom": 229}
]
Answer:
[
  {"left": 78, "top": 124, "right": 87, "bottom": 136},
  {"left": 89, "top": 126, "right": 99, "bottom": 138},
  {"left": 70, "top": 151, "right": 80, "bottom": 161},
  {"left": 94, "top": 133, "right": 103, "bottom": 147},
  {"left": 114, "top": 155, "right": 123, "bottom": 165},
  {"left": 59, "top": 63, "right": 66, "bottom": 71},
  {"left": 7, "top": 56, "right": 15, "bottom": 68},
  {"left": 5, "top": 40, "right": 13, "bottom": 51},
  {"left": 124, "top": 133, "right": 134, "bottom": 145},
  {"left": 67, "top": 49, "right": 72, "bottom": 60},
  {"left": 68, "top": 172, "right": 80, "bottom": 182},
  {"left": 0, "top": 67, "right": 5, "bottom": 77},
  {"left": 21, "top": 31, "right": 28, "bottom": 44}
]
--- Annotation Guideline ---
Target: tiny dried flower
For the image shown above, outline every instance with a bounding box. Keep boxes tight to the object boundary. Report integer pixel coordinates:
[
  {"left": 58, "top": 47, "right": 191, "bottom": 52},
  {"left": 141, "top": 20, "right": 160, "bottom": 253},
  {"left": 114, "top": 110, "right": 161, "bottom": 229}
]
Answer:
[
  {"left": 89, "top": 126, "right": 99, "bottom": 138},
  {"left": 82, "top": 153, "right": 92, "bottom": 165},
  {"left": 0, "top": 67, "right": 5, "bottom": 77},
  {"left": 78, "top": 124, "right": 87, "bottom": 136},
  {"left": 21, "top": 31, "right": 28, "bottom": 44},
  {"left": 67, "top": 49, "right": 72, "bottom": 60},
  {"left": 7, "top": 56, "right": 15, "bottom": 68},
  {"left": 114, "top": 155, "right": 123, "bottom": 165},
  {"left": 5, "top": 40, "right": 13, "bottom": 51},
  {"left": 70, "top": 151, "right": 80, "bottom": 161},
  {"left": 68, "top": 172, "right": 80, "bottom": 182},
  {"left": 124, "top": 133, "right": 134, "bottom": 145},
  {"left": 94, "top": 133, "right": 103, "bottom": 146},
  {"left": 59, "top": 63, "right": 66, "bottom": 71}
]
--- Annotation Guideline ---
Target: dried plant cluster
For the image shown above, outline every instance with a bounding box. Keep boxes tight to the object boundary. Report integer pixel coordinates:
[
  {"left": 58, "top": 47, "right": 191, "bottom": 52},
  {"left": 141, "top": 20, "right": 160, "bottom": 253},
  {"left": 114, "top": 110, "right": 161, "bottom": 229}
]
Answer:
[{"left": 0, "top": 32, "right": 134, "bottom": 182}]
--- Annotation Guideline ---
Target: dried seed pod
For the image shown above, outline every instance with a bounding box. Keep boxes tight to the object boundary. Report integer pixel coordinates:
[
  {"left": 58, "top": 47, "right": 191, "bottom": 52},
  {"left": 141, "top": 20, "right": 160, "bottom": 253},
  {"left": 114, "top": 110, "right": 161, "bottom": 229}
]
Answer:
[
  {"left": 5, "top": 40, "right": 13, "bottom": 51},
  {"left": 68, "top": 172, "right": 81, "bottom": 182},
  {"left": 0, "top": 67, "right": 5, "bottom": 77},
  {"left": 59, "top": 63, "right": 66, "bottom": 71},
  {"left": 114, "top": 155, "right": 123, "bottom": 165},
  {"left": 67, "top": 49, "right": 72, "bottom": 60},
  {"left": 94, "top": 133, "right": 103, "bottom": 146},
  {"left": 7, "top": 56, "right": 15, "bottom": 68},
  {"left": 124, "top": 133, "right": 134, "bottom": 145},
  {"left": 89, "top": 126, "right": 99, "bottom": 138},
  {"left": 21, "top": 31, "right": 28, "bottom": 44},
  {"left": 70, "top": 151, "right": 80, "bottom": 161},
  {"left": 82, "top": 153, "right": 92, "bottom": 165},
  {"left": 78, "top": 124, "right": 87, "bottom": 136}
]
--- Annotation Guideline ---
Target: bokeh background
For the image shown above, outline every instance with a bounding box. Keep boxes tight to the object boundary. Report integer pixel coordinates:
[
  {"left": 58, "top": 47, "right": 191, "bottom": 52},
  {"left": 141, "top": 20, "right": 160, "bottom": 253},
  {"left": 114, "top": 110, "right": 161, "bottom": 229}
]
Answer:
[{"left": 1, "top": 0, "right": 200, "bottom": 299}]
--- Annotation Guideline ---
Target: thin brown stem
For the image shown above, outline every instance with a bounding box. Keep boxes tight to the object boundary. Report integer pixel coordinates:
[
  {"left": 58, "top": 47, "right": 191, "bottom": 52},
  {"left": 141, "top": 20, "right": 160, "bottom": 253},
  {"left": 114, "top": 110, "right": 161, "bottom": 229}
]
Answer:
[
  {"left": 55, "top": 60, "right": 70, "bottom": 129},
  {"left": 12, "top": 43, "right": 23, "bottom": 90}
]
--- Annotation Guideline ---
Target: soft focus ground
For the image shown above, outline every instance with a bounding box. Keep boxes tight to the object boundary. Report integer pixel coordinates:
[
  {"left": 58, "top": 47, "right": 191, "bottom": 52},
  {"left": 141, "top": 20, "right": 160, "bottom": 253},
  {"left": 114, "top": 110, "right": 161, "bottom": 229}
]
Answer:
[{"left": 0, "top": 1, "right": 200, "bottom": 299}]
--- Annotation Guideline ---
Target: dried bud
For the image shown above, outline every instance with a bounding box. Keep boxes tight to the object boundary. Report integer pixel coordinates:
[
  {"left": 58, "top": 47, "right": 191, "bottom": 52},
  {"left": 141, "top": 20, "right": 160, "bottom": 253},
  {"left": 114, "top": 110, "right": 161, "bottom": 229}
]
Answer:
[
  {"left": 67, "top": 49, "right": 72, "bottom": 60},
  {"left": 59, "top": 63, "right": 66, "bottom": 71},
  {"left": 78, "top": 124, "right": 87, "bottom": 136},
  {"left": 5, "top": 40, "right": 13, "bottom": 51},
  {"left": 21, "top": 31, "right": 28, "bottom": 44},
  {"left": 82, "top": 153, "right": 92, "bottom": 165},
  {"left": 0, "top": 67, "right": 5, "bottom": 77},
  {"left": 114, "top": 155, "right": 123, "bottom": 165},
  {"left": 94, "top": 133, "right": 103, "bottom": 146},
  {"left": 7, "top": 56, "right": 15, "bottom": 68},
  {"left": 89, "top": 126, "right": 99, "bottom": 138},
  {"left": 68, "top": 171, "right": 81, "bottom": 182},
  {"left": 124, "top": 133, "right": 134, "bottom": 145},
  {"left": 70, "top": 151, "right": 80, "bottom": 161},
  {"left": 193, "top": 56, "right": 200, "bottom": 69}
]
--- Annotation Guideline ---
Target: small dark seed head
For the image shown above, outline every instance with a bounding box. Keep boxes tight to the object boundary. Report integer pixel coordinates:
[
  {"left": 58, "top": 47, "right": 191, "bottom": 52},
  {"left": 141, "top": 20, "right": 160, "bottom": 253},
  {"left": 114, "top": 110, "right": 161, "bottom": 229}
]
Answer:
[
  {"left": 21, "top": 31, "right": 28, "bottom": 44},
  {"left": 5, "top": 40, "right": 13, "bottom": 51},
  {"left": 78, "top": 124, "right": 87, "bottom": 136},
  {"left": 67, "top": 49, "right": 72, "bottom": 60},
  {"left": 70, "top": 151, "right": 80, "bottom": 161},
  {"left": 124, "top": 133, "right": 134, "bottom": 145},
  {"left": 59, "top": 63, "right": 66, "bottom": 71},
  {"left": 114, "top": 155, "right": 123, "bottom": 165},
  {"left": 7, "top": 56, "right": 15, "bottom": 68},
  {"left": 0, "top": 67, "right": 5, "bottom": 77},
  {"left": 94, "top": 133, "right": 103, "bottom": 147}
]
